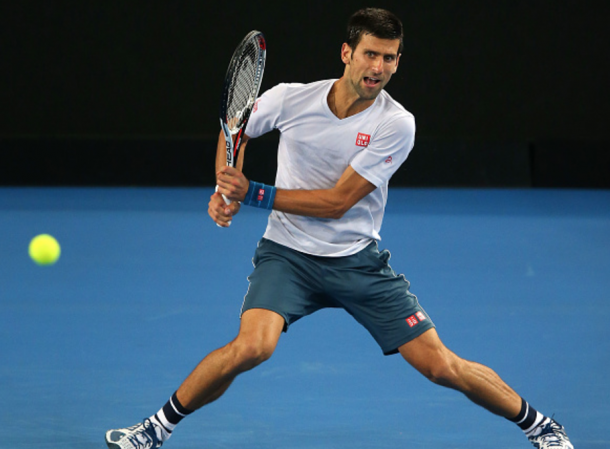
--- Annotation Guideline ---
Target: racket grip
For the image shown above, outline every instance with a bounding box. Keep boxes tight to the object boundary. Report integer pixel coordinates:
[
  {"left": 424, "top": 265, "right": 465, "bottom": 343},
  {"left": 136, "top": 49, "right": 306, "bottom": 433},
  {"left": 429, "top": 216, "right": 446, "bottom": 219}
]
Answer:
[{"left": 215, "top": 186, "right": 232, "bottom": 227}]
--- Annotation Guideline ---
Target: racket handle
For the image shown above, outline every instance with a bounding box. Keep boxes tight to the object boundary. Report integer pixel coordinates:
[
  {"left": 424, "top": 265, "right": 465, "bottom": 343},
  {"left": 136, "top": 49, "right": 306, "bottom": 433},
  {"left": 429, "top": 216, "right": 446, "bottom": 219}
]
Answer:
[{"left": 215, "top": 186, "right": 232, "bottom": 227}]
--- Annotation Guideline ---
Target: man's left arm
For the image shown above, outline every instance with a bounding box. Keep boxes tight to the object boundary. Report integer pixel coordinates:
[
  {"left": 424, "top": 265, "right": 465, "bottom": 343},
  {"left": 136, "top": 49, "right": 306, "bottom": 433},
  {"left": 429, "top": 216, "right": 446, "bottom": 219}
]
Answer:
[{"left": 216, "top": 165, "right": 376, "bottom": 219}]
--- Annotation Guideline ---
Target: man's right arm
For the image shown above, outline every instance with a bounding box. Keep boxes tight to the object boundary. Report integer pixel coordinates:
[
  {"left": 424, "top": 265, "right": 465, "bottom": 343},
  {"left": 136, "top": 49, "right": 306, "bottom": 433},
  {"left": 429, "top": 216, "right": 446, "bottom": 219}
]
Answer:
[
  {"left": 210, "top": 131, "right": 249, "bottom": 227},
  {"left": 211, "top": 83, "right": 280, "bottom": 226}
]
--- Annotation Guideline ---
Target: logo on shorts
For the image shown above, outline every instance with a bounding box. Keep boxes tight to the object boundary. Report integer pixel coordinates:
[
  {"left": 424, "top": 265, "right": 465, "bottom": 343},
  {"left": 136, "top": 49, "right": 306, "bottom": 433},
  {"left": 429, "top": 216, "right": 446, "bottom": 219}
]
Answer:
[
  {"left": 356, "top": 133, "right": 371, "bottom": 147},
  {"left": 406, "top": 312, "right": 427, "bottom": 328},
  {"left": 385, "top": 156, "right": 393, "bottom": 164}
]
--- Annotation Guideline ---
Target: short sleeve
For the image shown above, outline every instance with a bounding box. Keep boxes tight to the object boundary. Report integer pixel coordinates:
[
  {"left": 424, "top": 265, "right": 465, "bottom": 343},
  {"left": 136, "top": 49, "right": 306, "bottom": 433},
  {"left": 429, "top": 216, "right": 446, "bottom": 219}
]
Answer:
[
  {"left": 350, "top": 114, "right": 415, "bottom": 187},
  {"left": 244, "top": 84, "right": 288, "bottom": 139}
]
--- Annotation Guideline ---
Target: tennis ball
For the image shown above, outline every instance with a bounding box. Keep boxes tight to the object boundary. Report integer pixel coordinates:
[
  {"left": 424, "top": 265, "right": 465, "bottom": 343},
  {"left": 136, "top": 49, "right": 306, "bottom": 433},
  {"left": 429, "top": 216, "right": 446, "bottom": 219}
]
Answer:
[{"left": 29, "top": 234, "right": 61, "bottom": 266}]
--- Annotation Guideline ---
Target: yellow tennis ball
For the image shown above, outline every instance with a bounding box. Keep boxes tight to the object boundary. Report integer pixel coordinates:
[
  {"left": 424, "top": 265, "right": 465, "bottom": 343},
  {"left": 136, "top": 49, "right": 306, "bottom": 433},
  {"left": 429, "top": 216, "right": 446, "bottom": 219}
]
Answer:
[{"left": 29, "top": 234, "right": 61, "bottom": 266}]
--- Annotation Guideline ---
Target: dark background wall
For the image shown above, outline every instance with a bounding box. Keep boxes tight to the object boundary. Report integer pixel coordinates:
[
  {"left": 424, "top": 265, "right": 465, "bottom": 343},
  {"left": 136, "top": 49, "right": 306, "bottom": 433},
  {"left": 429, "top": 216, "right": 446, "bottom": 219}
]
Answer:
[{"left": 1, "top": 0, "right": 609, "bottom": 187}]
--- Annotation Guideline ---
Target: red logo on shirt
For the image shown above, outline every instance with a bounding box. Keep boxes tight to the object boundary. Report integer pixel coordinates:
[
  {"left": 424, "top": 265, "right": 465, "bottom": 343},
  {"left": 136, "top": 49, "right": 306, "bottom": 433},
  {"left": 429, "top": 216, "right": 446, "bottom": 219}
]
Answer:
[
  {"left": 385, "top": 156, "right": 393, "bottom": 164},
  {"left": 356, "top": 133, "right": 371, "bottom": 147},
  {"left": 252, "top": 99, "right": 261, "bottom": 113}
]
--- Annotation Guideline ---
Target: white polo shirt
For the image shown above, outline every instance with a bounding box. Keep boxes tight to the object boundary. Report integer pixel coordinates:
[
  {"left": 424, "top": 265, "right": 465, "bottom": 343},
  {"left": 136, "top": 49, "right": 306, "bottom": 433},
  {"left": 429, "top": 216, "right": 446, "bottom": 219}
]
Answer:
[{"left": 246, "top": 79, "right": 415, "bottom": 257}]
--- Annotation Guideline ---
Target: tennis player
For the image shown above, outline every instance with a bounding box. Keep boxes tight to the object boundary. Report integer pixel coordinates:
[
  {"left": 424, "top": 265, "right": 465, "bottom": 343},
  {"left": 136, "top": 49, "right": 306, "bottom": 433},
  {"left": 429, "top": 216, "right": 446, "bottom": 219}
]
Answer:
[{"left": 106, "top": 8, "right": 573, "bottom": 449}]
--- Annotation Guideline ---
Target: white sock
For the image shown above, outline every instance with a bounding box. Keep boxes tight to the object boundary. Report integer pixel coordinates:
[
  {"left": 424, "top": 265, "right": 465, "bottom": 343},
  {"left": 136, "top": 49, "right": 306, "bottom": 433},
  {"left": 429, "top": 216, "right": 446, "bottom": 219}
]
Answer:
[
  {"left": 149, "top": 414, "right": 172, "bottom": 442},
  {"left": 524, "top": 414, "right": 549, "bottom": 437}
]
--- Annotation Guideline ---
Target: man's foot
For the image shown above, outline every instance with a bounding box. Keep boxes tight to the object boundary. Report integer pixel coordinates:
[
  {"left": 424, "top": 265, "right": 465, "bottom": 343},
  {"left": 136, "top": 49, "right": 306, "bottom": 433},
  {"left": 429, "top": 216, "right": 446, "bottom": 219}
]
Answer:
[
  {"left": 528, "top": 418, "right": 574, "bottom": 449},
  {"left": 105, "top": 418, "right": 163, "bottom": 449}
]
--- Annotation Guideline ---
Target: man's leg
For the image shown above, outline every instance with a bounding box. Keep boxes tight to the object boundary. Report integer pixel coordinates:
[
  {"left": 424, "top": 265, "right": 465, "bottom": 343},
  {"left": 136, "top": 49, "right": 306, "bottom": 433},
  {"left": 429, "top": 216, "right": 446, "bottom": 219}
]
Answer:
[
  {"left": 176, "top": 308, "right": 285, "bottom": 410},
  {"left": 105, "top": 308, "right": 285, "bottom": 449},
  {"left": 398, "top": 328, "right": 520, "bottom": 417},
  {"left": 399, "top": 328, "right": 574, "bottom": 448}
]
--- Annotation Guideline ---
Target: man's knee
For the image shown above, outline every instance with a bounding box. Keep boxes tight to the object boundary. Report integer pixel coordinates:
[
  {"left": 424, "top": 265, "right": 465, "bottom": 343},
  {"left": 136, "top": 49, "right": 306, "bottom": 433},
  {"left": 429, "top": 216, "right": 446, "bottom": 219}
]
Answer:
[
  {"left": 420, "top": 354, "right": 463, "bottom": 388},
  {"left": 228, "top": 335, "right": 276, "bottom": 371},
  {"left": 227, "top": 308, "right": 284, "bottom": 372},
  {"left": 398, "top": 331, "right": 464, "bottom": 389}
]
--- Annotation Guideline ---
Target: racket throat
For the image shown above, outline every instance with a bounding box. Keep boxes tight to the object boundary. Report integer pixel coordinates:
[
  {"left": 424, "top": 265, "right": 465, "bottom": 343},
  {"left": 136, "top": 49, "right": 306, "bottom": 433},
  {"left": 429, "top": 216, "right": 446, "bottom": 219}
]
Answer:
[{"left": 221, "top": 119, "right": 237, "bottom": 167}]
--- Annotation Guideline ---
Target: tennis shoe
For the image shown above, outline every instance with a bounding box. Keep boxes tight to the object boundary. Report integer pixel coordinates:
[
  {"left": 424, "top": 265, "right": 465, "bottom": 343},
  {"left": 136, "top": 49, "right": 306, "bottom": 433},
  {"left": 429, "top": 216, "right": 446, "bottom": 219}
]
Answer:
[
  {"left": 105, "top": 418, "right": 162, "bottom": 449},
  {"left": 527, "top": 418, "right": 574, "bottom": 449}
]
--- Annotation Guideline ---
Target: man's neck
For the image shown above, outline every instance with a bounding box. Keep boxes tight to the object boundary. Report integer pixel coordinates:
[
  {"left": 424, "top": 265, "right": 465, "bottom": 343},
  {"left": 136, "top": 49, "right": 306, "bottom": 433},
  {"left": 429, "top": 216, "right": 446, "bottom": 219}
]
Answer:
[{"left": 328, "top": 78, "right": 375, "bottom": 119}]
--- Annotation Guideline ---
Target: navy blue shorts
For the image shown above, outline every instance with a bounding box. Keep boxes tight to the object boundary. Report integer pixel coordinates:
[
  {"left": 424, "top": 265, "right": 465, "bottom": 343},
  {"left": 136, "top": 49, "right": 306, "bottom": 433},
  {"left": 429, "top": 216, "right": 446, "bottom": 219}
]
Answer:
[{"left": 242, "top": 238, "right": 435, "bottom": 355}]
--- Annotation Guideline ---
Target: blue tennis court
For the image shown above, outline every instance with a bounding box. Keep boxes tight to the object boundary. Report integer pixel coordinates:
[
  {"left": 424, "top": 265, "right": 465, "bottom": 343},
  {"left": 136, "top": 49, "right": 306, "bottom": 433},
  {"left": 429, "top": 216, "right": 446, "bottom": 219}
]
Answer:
[{"left": 1, "top": 187, "right": 608, "bottom": 448}]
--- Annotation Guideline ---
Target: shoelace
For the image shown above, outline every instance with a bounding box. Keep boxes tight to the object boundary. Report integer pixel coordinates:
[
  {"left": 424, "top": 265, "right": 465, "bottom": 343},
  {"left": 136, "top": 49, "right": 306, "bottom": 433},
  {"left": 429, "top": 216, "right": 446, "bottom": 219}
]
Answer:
[
  {"left": 124, "top": 423, "right": 144, "bottom": 433},
  {"left": 535, "top": 421, "right": 567, "bottom": 448},
  {"left": 124, "top": 419, "right": 158, "bottom": 449}
]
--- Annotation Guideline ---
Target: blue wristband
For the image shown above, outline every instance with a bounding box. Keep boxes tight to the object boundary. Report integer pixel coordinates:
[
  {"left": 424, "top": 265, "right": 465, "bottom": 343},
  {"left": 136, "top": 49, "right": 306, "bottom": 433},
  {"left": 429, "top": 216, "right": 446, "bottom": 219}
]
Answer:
[{"left": 243, "top": 181, "right": 276, "bottom": 210}]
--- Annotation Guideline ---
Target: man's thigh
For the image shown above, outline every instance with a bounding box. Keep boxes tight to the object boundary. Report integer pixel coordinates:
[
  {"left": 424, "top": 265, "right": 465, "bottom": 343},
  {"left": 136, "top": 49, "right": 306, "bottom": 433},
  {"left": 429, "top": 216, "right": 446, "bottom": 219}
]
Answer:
[
  {"left": 328, "top": 242, "right": 436, "bottom": 355},
  {"left": 241, "top": 239, "right": 336, "bottom": 329}
]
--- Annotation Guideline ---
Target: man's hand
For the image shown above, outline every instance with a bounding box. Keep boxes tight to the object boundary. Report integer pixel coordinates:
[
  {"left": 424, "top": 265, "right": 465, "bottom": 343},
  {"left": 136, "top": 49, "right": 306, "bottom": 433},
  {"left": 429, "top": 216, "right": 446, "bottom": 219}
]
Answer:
[
  {"left": 209, "top": 191, "right": 241, "bottom": 227},
  {"left": 216, "top": 166, "right": 250, "bottom": 203}
]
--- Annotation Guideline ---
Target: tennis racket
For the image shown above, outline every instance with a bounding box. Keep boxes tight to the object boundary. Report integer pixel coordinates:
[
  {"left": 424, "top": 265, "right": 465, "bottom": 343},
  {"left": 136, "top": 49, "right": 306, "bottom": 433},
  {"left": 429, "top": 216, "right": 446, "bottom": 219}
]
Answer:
[{"left": 218, "top": 30, "right": 266, "bottom": 212}]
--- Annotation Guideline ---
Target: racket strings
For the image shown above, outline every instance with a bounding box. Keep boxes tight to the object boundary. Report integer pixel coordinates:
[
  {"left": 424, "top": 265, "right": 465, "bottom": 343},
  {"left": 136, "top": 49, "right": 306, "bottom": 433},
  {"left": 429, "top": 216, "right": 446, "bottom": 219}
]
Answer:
[{"left": 226, "top": 40, "right": 262, "bottom": 132}]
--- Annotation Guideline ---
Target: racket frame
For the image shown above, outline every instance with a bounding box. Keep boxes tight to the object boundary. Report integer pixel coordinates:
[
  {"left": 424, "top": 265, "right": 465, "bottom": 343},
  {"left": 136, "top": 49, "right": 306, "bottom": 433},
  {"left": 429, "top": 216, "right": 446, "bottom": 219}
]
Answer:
[{"left": 219, "top": 30, "right": 266, "bottom": 171}]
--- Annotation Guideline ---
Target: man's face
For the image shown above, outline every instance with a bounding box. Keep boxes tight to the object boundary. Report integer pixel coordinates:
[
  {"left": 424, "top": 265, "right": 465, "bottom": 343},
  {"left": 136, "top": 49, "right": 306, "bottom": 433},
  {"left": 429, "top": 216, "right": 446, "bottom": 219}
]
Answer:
[{"left": 342, "top": 33, "right": 401, "bottom": 101}]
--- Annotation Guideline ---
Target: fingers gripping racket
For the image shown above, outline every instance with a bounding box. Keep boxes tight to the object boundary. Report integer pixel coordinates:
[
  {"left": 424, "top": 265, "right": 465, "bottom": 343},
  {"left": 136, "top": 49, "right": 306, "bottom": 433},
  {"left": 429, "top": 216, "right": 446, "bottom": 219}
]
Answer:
[{"left": 218, "top": 30, "right": 266, "bottom": 213}]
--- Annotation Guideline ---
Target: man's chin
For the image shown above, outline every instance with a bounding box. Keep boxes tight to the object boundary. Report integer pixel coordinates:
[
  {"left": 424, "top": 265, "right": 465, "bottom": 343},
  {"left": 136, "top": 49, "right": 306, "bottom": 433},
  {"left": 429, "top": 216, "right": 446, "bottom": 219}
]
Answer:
[
  {"left": 360, "top": 80, "right": 387, "bottom": 98},
  {"left": 359, "top": 87, "right": 382, "bottom": 101}
]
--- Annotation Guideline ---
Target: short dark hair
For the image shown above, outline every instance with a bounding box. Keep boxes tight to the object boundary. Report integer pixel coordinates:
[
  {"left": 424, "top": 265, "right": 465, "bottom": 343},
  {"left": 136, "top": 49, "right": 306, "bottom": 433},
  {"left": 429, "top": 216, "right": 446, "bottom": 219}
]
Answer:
[{"left": 346, "top": 8, "right": 403, "bottom": 55}]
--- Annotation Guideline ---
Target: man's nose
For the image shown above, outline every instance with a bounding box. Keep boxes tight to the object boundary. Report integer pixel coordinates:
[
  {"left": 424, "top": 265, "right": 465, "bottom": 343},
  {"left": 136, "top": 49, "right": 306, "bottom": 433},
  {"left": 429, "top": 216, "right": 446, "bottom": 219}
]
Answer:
[{"left": 371, "top": 57, "right": 383, "bottom": 73}]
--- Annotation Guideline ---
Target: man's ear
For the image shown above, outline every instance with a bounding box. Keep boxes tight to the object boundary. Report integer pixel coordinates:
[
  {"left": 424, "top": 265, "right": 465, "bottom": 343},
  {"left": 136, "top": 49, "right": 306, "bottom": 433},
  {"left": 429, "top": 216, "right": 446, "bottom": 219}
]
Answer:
[
  {"left": 341, "top": 43, "right": 352, "bottom": 64},
  {"left": 392, "top": 53, "right": 401, "bottom": 74}
]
